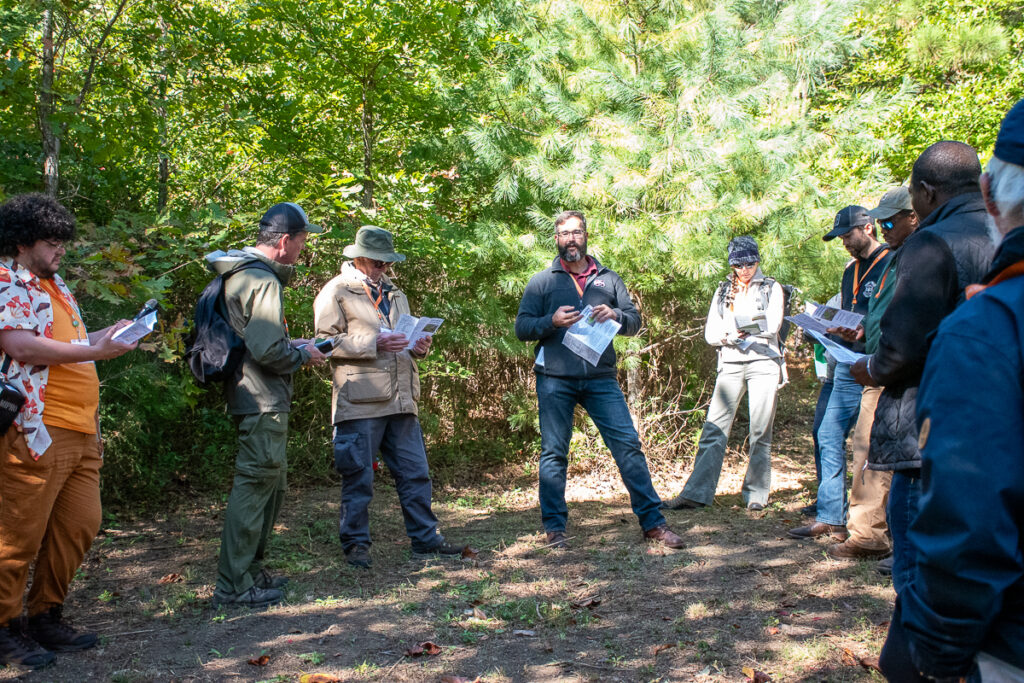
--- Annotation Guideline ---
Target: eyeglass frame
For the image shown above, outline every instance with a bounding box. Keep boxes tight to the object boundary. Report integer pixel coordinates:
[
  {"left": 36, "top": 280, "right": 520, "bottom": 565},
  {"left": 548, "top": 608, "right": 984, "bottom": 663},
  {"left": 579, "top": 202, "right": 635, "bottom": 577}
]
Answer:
[{"left": 555, "top": 228, "right": 586, "bottom": 239}]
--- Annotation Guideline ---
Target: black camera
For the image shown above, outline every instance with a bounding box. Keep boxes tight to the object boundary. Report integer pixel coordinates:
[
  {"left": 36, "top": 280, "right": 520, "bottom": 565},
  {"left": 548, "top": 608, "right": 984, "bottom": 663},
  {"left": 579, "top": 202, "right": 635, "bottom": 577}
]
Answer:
[
  {"left": 314, "top": 339, "right": 334, "bottom": 354},
  {"left": 0, "top": 357, "right": 25, "bottom": 434}
]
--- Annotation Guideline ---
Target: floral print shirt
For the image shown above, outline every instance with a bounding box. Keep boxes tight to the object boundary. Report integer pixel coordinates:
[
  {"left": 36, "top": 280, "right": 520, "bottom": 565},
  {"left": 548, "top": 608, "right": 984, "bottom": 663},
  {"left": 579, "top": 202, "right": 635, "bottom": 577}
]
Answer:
[{"left": 0, "top": 257, "right": 86, "bottom": 457}]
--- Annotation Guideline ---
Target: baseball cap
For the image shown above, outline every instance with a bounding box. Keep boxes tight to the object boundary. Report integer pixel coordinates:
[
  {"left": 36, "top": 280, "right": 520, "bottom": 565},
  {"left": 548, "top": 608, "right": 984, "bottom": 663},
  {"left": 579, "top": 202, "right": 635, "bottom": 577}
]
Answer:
[
  {"left": 994, "top": 98, "right": 1024, "bottom": 166},
  {"left": 259, "top": 202, "right": 323, "bottom": 234},
  {"left": 866, "top": 187, "right": 913, "bottom": 220},
  {"left": 823, "top": 205, "right": 872, "bottom": 241}
]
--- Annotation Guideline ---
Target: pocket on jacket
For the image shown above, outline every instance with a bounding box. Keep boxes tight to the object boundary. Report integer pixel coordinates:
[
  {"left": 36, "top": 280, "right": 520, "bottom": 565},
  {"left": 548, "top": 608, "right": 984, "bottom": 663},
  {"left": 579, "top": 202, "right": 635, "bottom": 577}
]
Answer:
[
  {"left": 345, "top": 368, "right": 394, "bottom": 403},
  {"left": 332, "top": 432, "right": 365, "bottom": 476}
]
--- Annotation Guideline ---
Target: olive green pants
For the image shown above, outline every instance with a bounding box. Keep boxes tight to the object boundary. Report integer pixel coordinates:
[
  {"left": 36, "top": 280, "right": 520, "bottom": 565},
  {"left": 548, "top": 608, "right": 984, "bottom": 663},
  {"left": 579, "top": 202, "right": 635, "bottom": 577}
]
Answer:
[{"left": 216, "top": 412, "right": 288, "bottom": 595}]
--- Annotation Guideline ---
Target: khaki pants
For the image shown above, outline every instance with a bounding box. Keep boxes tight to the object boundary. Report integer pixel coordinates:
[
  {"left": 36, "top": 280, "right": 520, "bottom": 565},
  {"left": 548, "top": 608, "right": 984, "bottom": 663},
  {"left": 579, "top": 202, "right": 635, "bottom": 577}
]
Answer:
[
  {"left": 0, "top": 426, "right": 102, "bottom": 625},
  {"left": 847, "top": 386, "right": 891, "bottom": 550}
]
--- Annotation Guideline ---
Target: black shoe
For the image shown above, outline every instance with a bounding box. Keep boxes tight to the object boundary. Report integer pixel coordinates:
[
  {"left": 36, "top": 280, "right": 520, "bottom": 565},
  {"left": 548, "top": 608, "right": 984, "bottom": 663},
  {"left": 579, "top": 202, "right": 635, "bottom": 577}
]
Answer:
[
  {"left": 344, "top": 544, "right": 372, "bottom": 569},
  {"left": 211, "top": 585, "right": 283, "bottom": 607},
  {"left": 747, "top": 502, "right": 765, "bottom": 511},
  {"left": 253, "top": 568, "right": 289, "bottom": 590},
  {"left": 412, "top": 540, "right": 465, "bottom": 558},
  {"left": 660, "top": 493, "right": 706, "bottom": 510},
  {"left": 798, "top": 504, "right": 817, "bottom": 517},
  {"left": 0, "top": 619, "right": 55, "bottom": 668},
  {"left": 26, "top": 606, "right": 97, "bottom": 652}
]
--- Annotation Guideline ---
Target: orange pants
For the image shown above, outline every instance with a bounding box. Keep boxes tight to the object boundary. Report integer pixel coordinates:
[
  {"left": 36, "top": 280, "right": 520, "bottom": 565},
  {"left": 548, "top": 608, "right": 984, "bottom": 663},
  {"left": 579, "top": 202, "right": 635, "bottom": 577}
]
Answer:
[{"left": 0, "top": 425, "right": 102, "bottom": 625}]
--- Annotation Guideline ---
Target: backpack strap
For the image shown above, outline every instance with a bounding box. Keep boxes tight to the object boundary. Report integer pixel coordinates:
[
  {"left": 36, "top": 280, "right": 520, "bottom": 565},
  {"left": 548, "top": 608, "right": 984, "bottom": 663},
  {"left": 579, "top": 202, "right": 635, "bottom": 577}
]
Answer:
[{"left": 757, "top": 277, "right": 775, "bottom": 311}]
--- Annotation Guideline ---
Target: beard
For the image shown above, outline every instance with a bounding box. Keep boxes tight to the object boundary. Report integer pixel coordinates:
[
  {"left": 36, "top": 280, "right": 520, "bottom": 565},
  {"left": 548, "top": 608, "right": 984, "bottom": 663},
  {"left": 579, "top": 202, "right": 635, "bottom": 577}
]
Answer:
[
  {"left": 986, "top": 214, "right": 1006, "bottom": 248},
  {"left": 558, "top": 239, "right": 586, "bottom": 262}
]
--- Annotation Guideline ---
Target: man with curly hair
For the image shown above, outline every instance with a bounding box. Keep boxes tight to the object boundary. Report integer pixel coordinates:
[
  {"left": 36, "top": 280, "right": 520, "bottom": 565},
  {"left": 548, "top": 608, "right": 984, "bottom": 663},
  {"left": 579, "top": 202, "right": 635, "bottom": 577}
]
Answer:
[{"left": 0, "top": 193, "right": 138, "bottom": 668}]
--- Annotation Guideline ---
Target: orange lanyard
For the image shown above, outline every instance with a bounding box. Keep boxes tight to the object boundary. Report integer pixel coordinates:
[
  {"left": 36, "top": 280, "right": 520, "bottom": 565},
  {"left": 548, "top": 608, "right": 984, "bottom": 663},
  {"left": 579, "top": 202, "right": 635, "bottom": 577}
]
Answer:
[
  {"left": 361, "top": 282, "right": 389, "bottom": 327},
  {"left": 852, "top": 248, "right": 889, "bottom": 308},
  {"left": 966, "top": 261, "right": 1024, "bottom": 300},
  {"left": 569, "top": 274, "right": 584, "bottom": 298}
]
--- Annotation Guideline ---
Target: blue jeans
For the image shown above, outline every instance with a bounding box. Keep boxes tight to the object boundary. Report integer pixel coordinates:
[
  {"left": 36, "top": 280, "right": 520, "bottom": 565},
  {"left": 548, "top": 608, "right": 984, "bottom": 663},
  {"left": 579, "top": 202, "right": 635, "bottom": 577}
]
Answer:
[
  {"left": 333, "top": 414, "right": 443, "bottom": 552},
  {"left": 812, "top": 379, "right": 834, "bottom": 486},
  {"left": 536, "top": 374, "right": 665, "bottom": 533},
  {"left": 815, "top": 364, "right": 863, "bottom": 526},
  {"left": 888, "top": 469, "right": 921, "bottom": 595}
]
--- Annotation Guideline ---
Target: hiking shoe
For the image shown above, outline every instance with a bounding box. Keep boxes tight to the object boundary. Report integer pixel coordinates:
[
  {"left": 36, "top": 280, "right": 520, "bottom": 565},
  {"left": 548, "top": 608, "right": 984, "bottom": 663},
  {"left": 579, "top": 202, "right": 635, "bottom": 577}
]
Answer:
[
  {"left": 876, "top": 555, "right": 894, "bottom": 576},
  {"left": 27, "top": 606, "right": 97, "bottom": 652},
  {"left": 660, "top": 493, "right": 706, "bottom": 510},
  {"left": 345, "top": 544, "right": 372, "bottom": 569},
  {"left": 827, "top": 540, "right": 891, "bottom": 561},
  {"left": 747, "top": 502, "right": 765, "bottom": 511},
  {"left": 253, "top": 568, "right": 289, "bottom": 590},
  {"left": 544, "top": 531, "right": 569, "bottom": 550},
  {"left": 411, "top": 540, "right": 466, "bottom": 559},
  {"left": 212, "top": 585, "right": 283, "bottom": 607},
  {"left": 0, "top": 618, "right": 55, "bottom": 668}
]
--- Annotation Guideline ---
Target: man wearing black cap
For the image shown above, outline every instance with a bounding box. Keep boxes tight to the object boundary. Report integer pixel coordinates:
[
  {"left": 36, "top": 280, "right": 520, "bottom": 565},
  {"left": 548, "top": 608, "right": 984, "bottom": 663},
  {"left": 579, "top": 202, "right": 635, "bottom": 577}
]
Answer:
[
  {"left": 851, "top": 141, "right": 994, "bottom": 596},
  {"left": 788, "top": 206, "right": 890, "bottom": 544},
  {"left": 879, "top": 100, "right": 1024, "bottom": 683},
  {"left": 208, "top": 202, "right": 327, "bottom": 606}
]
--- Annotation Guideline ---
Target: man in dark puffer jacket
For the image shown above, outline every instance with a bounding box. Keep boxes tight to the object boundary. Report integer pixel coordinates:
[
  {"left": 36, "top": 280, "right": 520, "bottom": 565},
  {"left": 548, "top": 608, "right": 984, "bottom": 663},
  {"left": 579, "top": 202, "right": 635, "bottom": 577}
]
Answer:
[{"left": 850, "top": 141, "right": 995, "bottom": 595}]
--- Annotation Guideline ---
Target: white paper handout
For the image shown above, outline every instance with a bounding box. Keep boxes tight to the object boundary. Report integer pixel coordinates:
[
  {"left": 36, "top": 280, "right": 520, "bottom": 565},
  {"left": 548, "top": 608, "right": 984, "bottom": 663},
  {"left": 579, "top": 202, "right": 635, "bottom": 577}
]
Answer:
[
  {"left": 806, "top": 329, "right": 866, "bottom": 365},
  {"left": 562, "top": 305, "right": 621, "bottom": 366},
  {"left": 392, "top": 314, "right": 444, "bottom": 350},
  {"left": 111, "top": 311, "right": 157, "bottom": 344},
  {"left": 786, "top": 301, "right": 864, "bottom": 336},
  {"left": 733, "top": 313, "right": 767, "bottom": 336}
]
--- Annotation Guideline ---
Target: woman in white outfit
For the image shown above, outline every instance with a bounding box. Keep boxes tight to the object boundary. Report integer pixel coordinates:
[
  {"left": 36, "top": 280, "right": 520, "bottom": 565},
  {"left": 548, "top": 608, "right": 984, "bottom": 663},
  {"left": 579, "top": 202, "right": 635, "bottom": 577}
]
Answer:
[{"left": 662, "top": 236, "right": 785, "bottom": 511}]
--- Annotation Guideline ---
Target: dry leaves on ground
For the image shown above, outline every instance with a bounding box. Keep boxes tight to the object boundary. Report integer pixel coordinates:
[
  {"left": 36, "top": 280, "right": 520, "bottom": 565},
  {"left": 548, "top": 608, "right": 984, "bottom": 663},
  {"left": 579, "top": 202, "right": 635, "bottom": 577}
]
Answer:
[
  {"left": 299, "top": 675, "right": 341, "bottom": 683},
  {"left": 247, "top": 654, "right": 270, "bottom": 666},
  {"left": 742, "top": 666, "right": 772, "bottom": 682},
  {"left": 157, "top": 573, "right": 183, "bottom": 584},
  {"left": 650, "top": 643, "right": 675, "bottom": 656},
  {"left": 406, "top": 641, "right": 443, "bottom": 657}
]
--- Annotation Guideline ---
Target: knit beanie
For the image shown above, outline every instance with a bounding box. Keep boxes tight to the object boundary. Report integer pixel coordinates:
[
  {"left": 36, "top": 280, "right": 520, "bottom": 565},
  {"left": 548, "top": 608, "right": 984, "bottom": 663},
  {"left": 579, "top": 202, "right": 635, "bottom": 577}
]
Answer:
[{"left": 727, "top": 236, "right": 760, "bottom": 266}]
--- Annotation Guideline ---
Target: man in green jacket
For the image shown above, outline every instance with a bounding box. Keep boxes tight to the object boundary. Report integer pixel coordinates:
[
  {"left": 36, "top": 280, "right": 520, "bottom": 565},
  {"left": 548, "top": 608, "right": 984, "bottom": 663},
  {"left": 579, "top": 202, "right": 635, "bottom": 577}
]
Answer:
[{"left": 209, "top": 203, "right": 327, "bottom": 607}]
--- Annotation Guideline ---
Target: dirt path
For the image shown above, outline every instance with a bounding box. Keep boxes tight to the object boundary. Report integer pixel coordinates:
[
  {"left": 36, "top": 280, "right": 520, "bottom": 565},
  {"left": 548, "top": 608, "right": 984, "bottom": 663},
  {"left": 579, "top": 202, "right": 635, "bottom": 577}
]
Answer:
[{"left": 2, "top": 439, "right": 892, "bottom": 682}]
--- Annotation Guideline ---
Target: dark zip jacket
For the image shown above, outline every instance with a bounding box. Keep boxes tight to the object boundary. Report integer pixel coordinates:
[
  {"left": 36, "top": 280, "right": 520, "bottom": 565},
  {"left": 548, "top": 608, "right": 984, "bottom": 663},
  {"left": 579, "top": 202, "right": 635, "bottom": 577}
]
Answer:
[{"left": 515, "top": 256, "right": 641, "bottom": 378}]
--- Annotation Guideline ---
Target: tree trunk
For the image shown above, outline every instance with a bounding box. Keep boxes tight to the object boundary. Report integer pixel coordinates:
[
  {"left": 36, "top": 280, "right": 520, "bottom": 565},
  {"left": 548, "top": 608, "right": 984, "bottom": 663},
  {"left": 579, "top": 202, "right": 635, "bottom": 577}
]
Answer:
[
  {"left": 39, "top": 6, "right": 59, "bottom": 196},
  {"left": 360, "top": 75, "right": 375, "bottom": 208}
]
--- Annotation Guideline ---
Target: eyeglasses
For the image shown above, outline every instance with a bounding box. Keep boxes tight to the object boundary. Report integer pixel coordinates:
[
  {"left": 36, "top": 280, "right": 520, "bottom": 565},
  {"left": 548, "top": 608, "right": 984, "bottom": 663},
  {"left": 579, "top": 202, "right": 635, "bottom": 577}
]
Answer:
[
  {"left": 556, "top": 229, "right": 585, "bottom": 239},
  {"left": 370, "top": 259, "right": 390, "bottom": 269},
  {"left": 41, "top": 239, "right": 66, "bottom": 251},
  {"left": 732, "top": 263, "right": 757, "bottom": 271},
  {"left": 879, "top": 220, "right": 895, "bottom": 231}
]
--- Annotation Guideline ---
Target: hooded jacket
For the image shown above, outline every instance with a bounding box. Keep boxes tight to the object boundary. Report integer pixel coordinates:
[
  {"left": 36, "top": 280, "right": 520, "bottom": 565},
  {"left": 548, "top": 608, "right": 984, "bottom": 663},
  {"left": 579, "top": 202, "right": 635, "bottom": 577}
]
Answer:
[
  {"left": 867, "top": 192, "right": 994, "bottom": 471},
  {"left": 313, "top": 261, "right": 421, "bottom": 424},
  {"left": 206, "top": 247, "right": 310, "bottom": 415}
]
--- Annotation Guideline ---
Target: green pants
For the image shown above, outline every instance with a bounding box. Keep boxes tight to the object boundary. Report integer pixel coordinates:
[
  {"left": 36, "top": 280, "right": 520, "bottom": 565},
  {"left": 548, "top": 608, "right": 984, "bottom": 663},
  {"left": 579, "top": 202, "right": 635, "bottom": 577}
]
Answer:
[{"left": 216, "top": 412, "right": 288, "bottom": 595}]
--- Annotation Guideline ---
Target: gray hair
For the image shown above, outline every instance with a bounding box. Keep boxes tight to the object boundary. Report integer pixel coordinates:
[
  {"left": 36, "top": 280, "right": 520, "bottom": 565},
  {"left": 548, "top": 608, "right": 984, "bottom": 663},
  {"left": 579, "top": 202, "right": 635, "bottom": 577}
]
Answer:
[{"left": 988, "top": 156, "right": 1024, "bottom": 221}]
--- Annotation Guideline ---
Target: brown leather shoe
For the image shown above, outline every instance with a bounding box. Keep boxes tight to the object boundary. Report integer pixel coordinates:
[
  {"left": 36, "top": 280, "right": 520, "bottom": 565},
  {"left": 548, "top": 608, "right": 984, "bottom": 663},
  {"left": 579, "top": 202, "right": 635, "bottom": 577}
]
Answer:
[
  {"left": 827, "top": 540, "right": 891, "bottom": 560},
  {"left": 643, "top": 524, "right": 686, "bottom": 549},
  {"left": 787, "top": 522, "right": 849, "bottom": 541},
  {"left": 544, "top": 531, "right": 569, "bottom": 549}
]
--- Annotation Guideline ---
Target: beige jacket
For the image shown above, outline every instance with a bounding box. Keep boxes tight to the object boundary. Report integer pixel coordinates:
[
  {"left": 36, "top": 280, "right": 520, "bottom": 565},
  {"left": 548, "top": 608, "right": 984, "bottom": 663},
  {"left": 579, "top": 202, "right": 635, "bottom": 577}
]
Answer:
[{"left": 313, "top": 262, "right": 420, "bottom": 424}]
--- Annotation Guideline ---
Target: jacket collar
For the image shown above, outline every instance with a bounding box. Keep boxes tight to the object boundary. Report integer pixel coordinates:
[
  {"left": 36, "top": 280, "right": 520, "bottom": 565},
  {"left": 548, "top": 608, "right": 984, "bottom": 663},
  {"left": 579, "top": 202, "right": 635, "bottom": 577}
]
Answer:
[
  {"left": 550, "top": 255, "right": 605, "bottom": 274},
  {"left": 982, "top": 225, "right": 1024, "bottom": 284},
  {"left": 918, "top": 191, "right": 985, "bottom": 231}
]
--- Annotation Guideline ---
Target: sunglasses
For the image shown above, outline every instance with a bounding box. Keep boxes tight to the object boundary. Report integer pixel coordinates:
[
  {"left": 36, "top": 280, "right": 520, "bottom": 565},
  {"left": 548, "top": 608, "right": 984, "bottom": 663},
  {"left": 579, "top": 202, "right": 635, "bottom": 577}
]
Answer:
[
  {"left": 370, "top": 259, "right": 391, "bottom": 269},
  {"left": 879, "top": 220, "right": 895, "bottom": 231},
  {"left": 732, "top": 263, "right": 757, "bottom": 271}
]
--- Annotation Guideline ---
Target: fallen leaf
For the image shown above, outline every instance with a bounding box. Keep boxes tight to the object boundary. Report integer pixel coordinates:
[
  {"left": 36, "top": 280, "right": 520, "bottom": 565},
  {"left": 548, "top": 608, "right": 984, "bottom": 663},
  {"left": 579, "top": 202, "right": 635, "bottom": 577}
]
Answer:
[
  {"left": 571, "top": 597, "right": 601, "bottom": 609},
  {"left": 157, "top": 573, "right": 183, "bottom": 584},
  {"left": 289, "top": 628, "right": 302, "bottom": 634},
  {"left": 650, "top": 643, "right": 675, "bottom": 656},
  {"left": 299, "top": 675, "right": 341, "bottom": 683},
  {"left": 777, "top": 610, "right": 791, "bottom": 617},
  {"left": 512, "top": 630, "right": 536, "bottom": 637},
  {"left": 741, "top": 666, "right": 772, "bottom": 682},
  {"left": 472, "top": 606, "right": 487, "bottom": 620},
  {"left": 461, "top": 546, "right": 480, "bottom": 559},
  {"left": 841, "top": 648, "right": 859, "bottom": 666},
  {"left": 406, "top": 641, "right": 443, "bottom": 657},
  {"left": 859, "top": 655, "right": 882, "bottom": 672},
  {"left": 247, "top": 655, "right": 271, "bottom": 666},
  {"left": 766, "top": 627, "right": 780, "bottom": 635}
]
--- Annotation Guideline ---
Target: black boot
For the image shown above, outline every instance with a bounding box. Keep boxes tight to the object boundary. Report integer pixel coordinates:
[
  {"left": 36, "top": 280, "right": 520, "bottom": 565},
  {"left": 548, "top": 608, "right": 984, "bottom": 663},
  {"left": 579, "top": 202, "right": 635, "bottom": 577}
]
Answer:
[
  {"left": 0, "top": 618, "right": 55, "bottom": 668},
  {"left": 27, "top": 606, "right": 98, "bottom": 652}
]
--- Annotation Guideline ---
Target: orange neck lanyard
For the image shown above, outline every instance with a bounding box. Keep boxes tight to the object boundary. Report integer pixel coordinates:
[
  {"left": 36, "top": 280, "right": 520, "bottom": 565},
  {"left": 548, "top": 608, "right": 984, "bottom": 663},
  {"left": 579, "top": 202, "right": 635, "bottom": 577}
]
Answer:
[
  {"left": 852, "top": 247, "right": 889, "bottom": 307},
  {"left": 37, "top": 276, "right": 85, "bottom": 340},
  {"left": 361, "top": 281, "right": 388, "bottom": 327},
  {"left": 966, "top": 261, "right": 1024, "bottom": 300}
]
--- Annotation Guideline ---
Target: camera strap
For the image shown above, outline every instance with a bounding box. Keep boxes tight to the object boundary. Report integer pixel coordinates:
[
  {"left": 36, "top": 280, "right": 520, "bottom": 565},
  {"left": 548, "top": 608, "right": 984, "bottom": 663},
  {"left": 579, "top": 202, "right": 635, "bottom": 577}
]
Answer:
[{"left": 0, "top": 354, "right": 11, "bottom": 379}]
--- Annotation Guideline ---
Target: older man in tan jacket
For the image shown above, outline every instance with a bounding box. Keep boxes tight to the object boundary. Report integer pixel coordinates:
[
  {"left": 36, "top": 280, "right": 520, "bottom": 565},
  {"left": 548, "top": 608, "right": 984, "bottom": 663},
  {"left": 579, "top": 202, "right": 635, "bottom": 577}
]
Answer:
[{"left": 314, "top": 226, "right": 463, "bottom": 568}]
